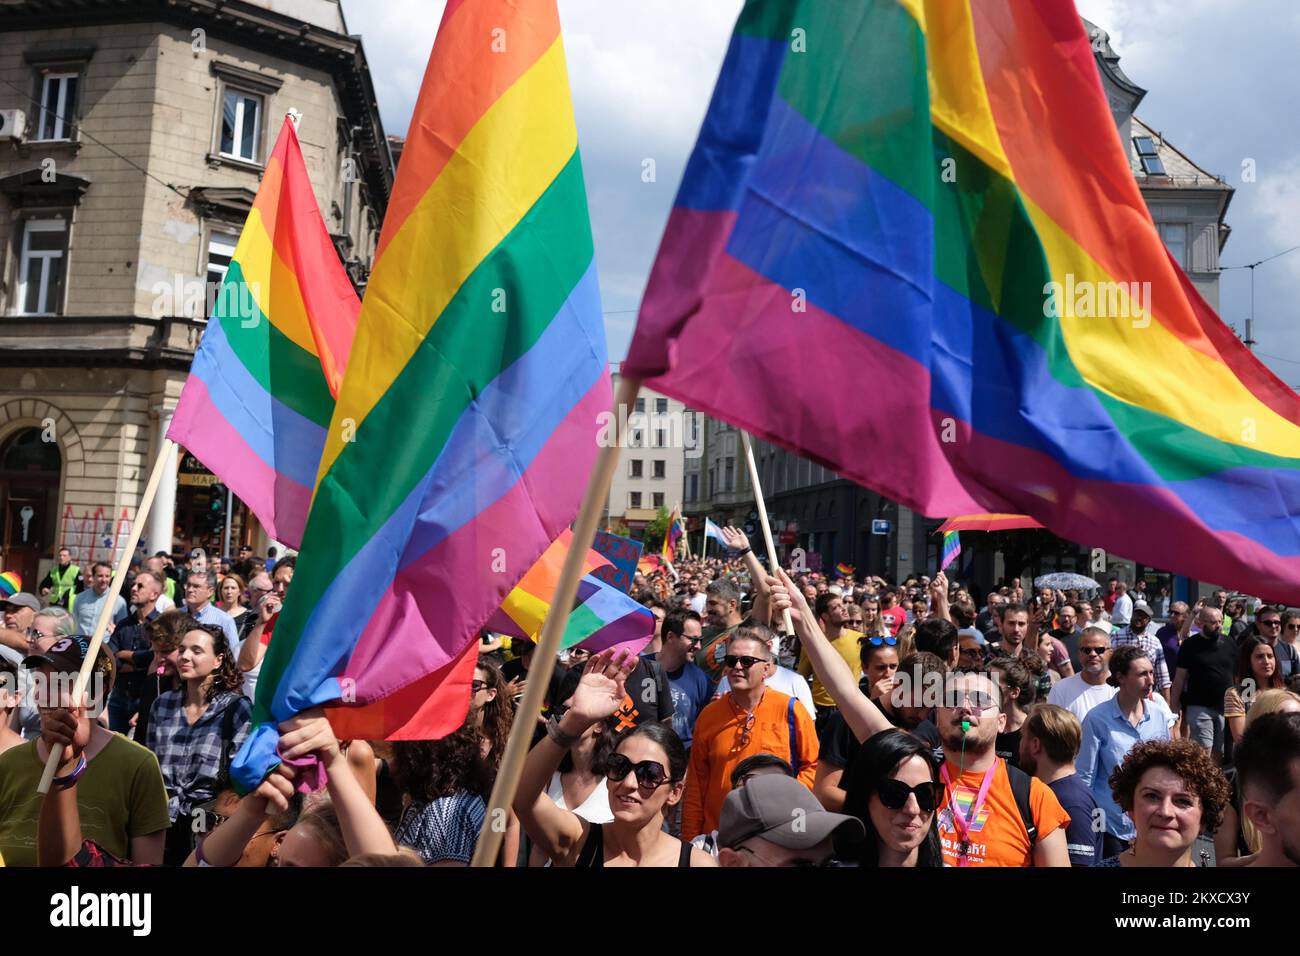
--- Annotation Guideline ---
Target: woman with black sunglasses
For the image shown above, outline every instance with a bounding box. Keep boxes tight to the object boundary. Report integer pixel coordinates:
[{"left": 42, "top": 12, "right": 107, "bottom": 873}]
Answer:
[
  {"left": 514, "top": 650, "right": 718, "bottom": 867},
  {"left": 841, "top": 729, "right": 944, "bottom": 867}
]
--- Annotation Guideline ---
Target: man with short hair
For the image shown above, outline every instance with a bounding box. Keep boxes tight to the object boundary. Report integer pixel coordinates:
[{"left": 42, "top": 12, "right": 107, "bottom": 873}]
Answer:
[
  {"left": 182, "top": 568, "right": 240, "bottom": 655},
  {"left": 146, "top": 555, "right": 177, "bottom": 608},
  {"left": 40, "top": 547, "right": 83, "bottom": 610},
  {"left": 716, "top": 774, "right": 864, "bottom": 867},
  {"left": 682, "top": 630, "right": 817, "bottom": 841},
  {"left": 71, "top": 562, "right": 129, "bottom": 636},
  {"left": 1051, "top": 604, "right": 1083, "bottom": 671},
  {"left": 1235, "top": 712, "right": 1300, "bottom": 867},
  {"left": 0, "top": 591, "right": 39, "bottom": 656},
  {"left": 1110, "top": 582, "right": 1133, "bottom": 630},
  {"left": 1020, "top": 703, "right": 1103, "bottom": 867},
  {"left": 653, "top": 609, "right": 712, "bottom": 752},
  {"left": 1110, "top": 601, "right": 1171, "bottom": 702},
  {"left": 1170, "top": 605, "right": 1236, "bottom": 758},
  {"left": 695, "top": 578, "right": 746, "bottom": 680},
  {"left": 798, "top": 592, "right": 863, "bottom": 741},
  {"left": 1155, "top": 601, "right": 1188, "bottom": 674},
  {"left": 990, "top": 603, "right": 1031, "bottom": 658},
  {"left": 105, "top": 570, "right": 164, "bottom": 733},
  {"left": 878, "top": 589, "right": 906, "bottom": 636},
  {"left": 934, "top": 670, "right": 1071, "bottom": 866},
  {"left": 1047, "top": 626, "right": 1117, "bottom": 722}
]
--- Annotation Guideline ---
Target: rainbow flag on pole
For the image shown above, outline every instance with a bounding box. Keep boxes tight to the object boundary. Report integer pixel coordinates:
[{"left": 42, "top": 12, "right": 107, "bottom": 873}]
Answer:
[
  {"left": 662, "top": 508, "right": 683, "bottom": 562},
  {"left": 623, "top": 0, "right": 1300, "bottom": 601},
  {"left": 169, "top": 117, "right": 358, "bottom": 547},
  {"left": 488, "top": 530, "right": 655, "bottom": 657},
  {"left": 940, "top": 531, "right": 961, "bottom": 572},
  {"left": 233, "top": 0, "right": 610, "bottom": 784}
]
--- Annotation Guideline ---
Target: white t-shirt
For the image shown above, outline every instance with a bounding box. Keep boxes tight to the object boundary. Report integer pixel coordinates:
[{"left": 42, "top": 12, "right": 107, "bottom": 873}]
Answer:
[
  {"left": 546, "top": 771, "right": 613, "bottom": 824},
  {"left": 715, "top": 666, "right": 816, "bottom": 718},
  {"left": 1047, "top": 674, "right": 1117, "bottom": 723},
  {"left": 1111, "top": 593, "right": 1134, "bottom": 627},
  {"left": 689, "top": 592, "right": 706, "bottom": 615}
]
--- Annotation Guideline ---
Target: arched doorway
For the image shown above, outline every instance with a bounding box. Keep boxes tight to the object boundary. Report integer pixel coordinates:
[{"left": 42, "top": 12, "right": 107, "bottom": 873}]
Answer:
[{"left": 0, "top": 428, "right": 62, "bottom": 589}]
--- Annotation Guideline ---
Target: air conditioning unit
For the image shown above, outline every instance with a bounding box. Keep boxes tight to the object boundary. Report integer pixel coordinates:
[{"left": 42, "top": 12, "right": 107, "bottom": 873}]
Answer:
[{"left": 0, "top": 110, "right": 26, "bottom": 142}]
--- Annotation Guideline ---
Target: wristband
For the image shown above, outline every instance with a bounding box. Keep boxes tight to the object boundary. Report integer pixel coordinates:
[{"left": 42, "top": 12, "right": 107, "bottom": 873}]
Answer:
[
  {"left": 52, "top": 754, "right": 88, "bottom": 789},
  {"left": 737, "top": 547, "right": 752, "bottom": 556},
  {"left": 545, "top": 715, "right": 581, "bottom": 749}
]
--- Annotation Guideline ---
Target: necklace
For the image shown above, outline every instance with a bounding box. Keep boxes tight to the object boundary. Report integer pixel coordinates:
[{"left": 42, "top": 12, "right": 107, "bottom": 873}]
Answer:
[{"left": 727, "top": 690, "right": 764, "bottom": 749}]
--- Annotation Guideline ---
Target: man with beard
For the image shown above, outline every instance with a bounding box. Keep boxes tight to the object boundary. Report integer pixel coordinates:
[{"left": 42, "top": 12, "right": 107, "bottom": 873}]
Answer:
[
  {"left": 1047, "top": 627, "right": 1117, "bottom": 723},
  {"left": 932, "top": 670, "right": 1070, "bottom": 866},
  {"left": 1236, "top": 713, "right": 1300, "bottom": 868}
]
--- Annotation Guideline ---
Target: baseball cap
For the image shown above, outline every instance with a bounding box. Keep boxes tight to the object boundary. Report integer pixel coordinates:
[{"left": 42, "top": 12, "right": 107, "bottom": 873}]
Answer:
[
  {"left": 23, "top": 635, "right": 88, "bottom": 673},
  {"left": 718, "top": 775, "right": 864, "bottom": 852},
  {"left": 1, "top": 592, "right": 41, "bottom": 612},
  {"left": 1132, "top": 600, "right": 1153, "bottom": 615}
]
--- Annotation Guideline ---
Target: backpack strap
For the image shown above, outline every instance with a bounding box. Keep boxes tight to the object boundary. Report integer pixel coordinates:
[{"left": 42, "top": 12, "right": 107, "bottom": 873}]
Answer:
[
  {"left": 787, "top": 696, "right": 798, "bottom": 769},
  {"left": 216, "top": 696, "right": 240, "bottom": 790},
  {"left": 1005, "top": 762, "right": 1038, "bottom": 856}
]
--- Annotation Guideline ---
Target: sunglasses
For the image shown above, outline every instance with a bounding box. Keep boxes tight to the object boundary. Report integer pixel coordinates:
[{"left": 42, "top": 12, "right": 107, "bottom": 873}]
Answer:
[
  {"left": 605, "top": 753, "right": 672, "bottom": 791},
  {"left": 945, "top": 689, "right": 998, "bottom": 710},
  {"left": 470, "top": 680, "right": 490, "bottom": 693},
  {"left": 1287, "top": 624, "right": 1300, "bottom": 632},
  {"left": 724, "top": 654, "right": 767, "bottom": 669},
  {"left": 862, "top": 636, "right": 898, "bottom": 647},
  {"left": 1080, "top": 646, "right": 1108, "bottom": 656},
  {"left": 877, "top": 778, "right": 945, "bottom": 814},
  {"left": 1259, "top": 620, "right": 1281, "bottom": 628}
]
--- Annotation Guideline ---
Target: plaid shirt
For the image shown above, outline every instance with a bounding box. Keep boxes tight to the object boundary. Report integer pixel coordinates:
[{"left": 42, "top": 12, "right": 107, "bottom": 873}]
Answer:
[
  {"left": 1110, "top": 626, "right": 1171, "bottom": 690},
  {"left": 146, "top": 689, "right": 251, "bottom": 822}
]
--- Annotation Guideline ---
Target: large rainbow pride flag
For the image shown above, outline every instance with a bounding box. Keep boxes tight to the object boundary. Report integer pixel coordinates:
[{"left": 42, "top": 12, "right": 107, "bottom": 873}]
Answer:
[
  {"left": 169, "top": 117, "right": 358, "bottom": 548},
  {"left": 623, "top": 0, "right": 1300, "bottom": 600},
  {"left": 233, "top": 0, "right": 610, "bottom": 785}
]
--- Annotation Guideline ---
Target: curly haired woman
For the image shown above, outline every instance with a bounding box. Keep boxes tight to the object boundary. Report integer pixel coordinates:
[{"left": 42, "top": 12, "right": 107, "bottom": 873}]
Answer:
[{"left": 391, "top": 723, "right": 491, "bottom": 866}]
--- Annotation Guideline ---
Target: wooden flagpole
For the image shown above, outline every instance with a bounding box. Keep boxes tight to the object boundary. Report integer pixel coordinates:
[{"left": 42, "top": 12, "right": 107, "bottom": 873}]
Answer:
[
  {"left": 37, "top": 438, "right": 178, "bottom": 793},
  {"left": 470, "top": 376, "right": 641, "bottom": 866},
  {"left": 740, "top": 432, "right": 794, "bottom": 636}
]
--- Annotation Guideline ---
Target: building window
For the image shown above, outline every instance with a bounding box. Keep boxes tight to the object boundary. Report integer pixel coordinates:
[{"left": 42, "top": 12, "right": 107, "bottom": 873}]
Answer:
[
  {"left": 655, "top": 398, "right": 668, "bottom": 414},
  {"left": 725, "top": 457, "right": 735, "bottom": 492},
  {"left": 35, "top": 72, "right": 78, "bottom": 141},
  {"left": 653, "top": 492, "right": 665, "bottom": 509},
  {"left": 652, "top": 459, "right": 665, "bottom": 479},
  {"left": 629, "top": 459, "right": 643, "bottom": 479},
  {"left": 1159, "top": 223, "right": 1187, "bottom": 269},
  {"left": 629, "top": 429, "right": 643, "bottom": 448},
  {"left": 16, "top": 218, "right": 68, "bottom": 316},
  {"left": 687, "top": 474, "right": 699, "bottom": 502},
  {"left": 220, "top": 89, "right": 263, "bottom": 163},
  {"left": 654, "top": 428, "right": 666, "bottom": 448},
  {"left": 629, "top": 491, "right": 642, "bottom": 510},
  {"left": 635, "top": 398, "right": 645, "bottom": 413},
  {"left": 206, "top": 231, "right": 239, "bottom": 288}
]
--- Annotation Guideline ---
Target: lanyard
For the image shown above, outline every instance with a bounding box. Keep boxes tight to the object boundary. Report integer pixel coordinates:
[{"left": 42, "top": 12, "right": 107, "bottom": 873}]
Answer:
[{"left": 940, "top": 761, "right": 998, "bottom": 867}]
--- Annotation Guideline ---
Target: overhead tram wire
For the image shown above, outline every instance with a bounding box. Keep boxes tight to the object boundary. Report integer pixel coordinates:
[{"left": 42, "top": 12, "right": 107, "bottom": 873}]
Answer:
[{"left": 1219, "top": 240, "right": 1300, "bottom": 351}]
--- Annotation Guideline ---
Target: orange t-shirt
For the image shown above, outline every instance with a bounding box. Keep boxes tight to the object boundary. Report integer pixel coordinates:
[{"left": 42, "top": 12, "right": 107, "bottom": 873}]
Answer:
[
  {"left": 937, "top": 759, "right": 1069, "bottom": 867},
  {"left": 681, "top": 689, "right": 818, "bottom": 841}
]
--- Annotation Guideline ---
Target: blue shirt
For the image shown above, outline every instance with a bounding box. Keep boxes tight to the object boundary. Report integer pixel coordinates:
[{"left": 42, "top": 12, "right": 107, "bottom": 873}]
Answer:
[
  {"left": 187, "top": 601, "right": 241, "bottom": 656},
  {"left": 1048, "top": 773, "right": 1104, "bottom": 867},
  {"left": 72, "top": 588, "right": 128, "bottom": 637},
  {"left": 1077, "top": 696, "right": 1170, "bottom": 839},
  {"left": 644, "top": 654, "right": 713, "bottom": 749}
]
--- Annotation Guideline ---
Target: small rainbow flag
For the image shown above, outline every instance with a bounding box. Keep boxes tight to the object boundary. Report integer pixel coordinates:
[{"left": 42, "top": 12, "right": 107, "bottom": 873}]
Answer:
[
  {"left": 834, "top": 562, "right": 854, "bottom": 579},
  {"left": 169, "top": 117, "right": 358, "bottom": 548},
  {"left": 488, "top": 530, "right": 655, "bottom": 657},
  {"left": 0, "top": 571, "right": 21, "bottom": 597},
  {"left": 940, "top": 531, "right": 961, "bottom": 572},
  {"left": 662, "top": 508, "right": 683, "bottom": 562}
]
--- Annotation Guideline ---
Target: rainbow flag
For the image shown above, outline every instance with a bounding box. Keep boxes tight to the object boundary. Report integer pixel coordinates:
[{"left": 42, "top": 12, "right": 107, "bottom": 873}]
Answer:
[
  {"left": 940, "top": 531, "right": 961, "bottom": 572},
  {"left": 622, "top": 0, "right": 1300, "bottom": 601},
  {"left": 168, "top": 117, "right": 358, "bottom": 548},
  {"left": 834, "top": 562, "right": 854, "bottom": 579},
  {"left": 488, "top": 530, "right": 655, "bottom": 657},
  {"left": 662, "top": 508, "right": 683, "bottom": 561},
  {"left": 0, "top": 571, "right": 20, "bottom": 598},
  {"left": 233, "top": 0, "right": 610, "bottom": 785}
]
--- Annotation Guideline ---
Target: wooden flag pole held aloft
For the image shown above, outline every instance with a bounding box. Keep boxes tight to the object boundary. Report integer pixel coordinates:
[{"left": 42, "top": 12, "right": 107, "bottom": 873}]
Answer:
[
  {"left": 740, "top": 432, "right": 794, "bottom": 636},
  {"left": 470, "top": 376, "right": 642, "bottom": 866},
  {"left": 37, "top": 438, "right": 179, "bottom": 794}
]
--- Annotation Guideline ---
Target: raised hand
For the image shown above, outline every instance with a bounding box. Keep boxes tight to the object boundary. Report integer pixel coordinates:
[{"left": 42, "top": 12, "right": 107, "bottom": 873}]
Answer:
[
  {"left": 562, "top": 650, "right": 635, "bottom": 728},
  {"left": 277, "top": 707, "right": 342, "bottom": 768},
  {"left": 719, "top": 525, "right": 751, "bottom": 553}
]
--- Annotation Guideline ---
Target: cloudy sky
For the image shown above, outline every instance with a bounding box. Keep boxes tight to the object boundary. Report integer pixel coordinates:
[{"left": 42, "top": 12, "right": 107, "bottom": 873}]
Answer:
[{"left": 340, "top": 0, "right": 1300, "bottom": 382}]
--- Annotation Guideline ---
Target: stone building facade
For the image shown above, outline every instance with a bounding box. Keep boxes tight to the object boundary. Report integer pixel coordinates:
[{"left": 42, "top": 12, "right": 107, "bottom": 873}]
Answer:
[{"left": 0, "top": 0, "right": 391, "bottom": 585}]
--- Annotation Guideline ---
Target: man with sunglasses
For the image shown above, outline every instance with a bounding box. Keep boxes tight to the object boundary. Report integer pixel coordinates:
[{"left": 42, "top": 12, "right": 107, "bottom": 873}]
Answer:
[
  {"left": 650, "top": 610, "right": 711, "bottom": 752},
  {"left": 681, "top": 630, "right": 818, "bottom": 841},
  {"left": 1047, "top": 627, "right": 1117, "bottom": 723},
  {"left": 933, "top": 670, "right": 1071, "bottom": 867},
  {"left": 105, "top": 570, "right": 164, "bottom": 733},
  {"left": 1248, "top": 605, "right": 1299, "bottom": 681},
  {"left": 716, "top": 774, "right": 864, "bottom": 867}
]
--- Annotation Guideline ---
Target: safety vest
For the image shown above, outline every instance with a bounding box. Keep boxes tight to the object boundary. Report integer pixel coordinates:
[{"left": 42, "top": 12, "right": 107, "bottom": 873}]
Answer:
[
  {"left": 162, "top": 576, "right": 176, "bottom": 602},
  {"left": 50, "top": 563, "right": 79, "bottom": 608}
]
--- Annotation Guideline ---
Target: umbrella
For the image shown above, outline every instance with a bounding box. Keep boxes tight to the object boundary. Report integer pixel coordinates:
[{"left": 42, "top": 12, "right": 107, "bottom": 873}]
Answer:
[
  {"left": 937, "top": 513, "right": 1044, "bottom": 533},
  {"left": 1034, "top": 572, "right": 1100, "bottom": 591}
]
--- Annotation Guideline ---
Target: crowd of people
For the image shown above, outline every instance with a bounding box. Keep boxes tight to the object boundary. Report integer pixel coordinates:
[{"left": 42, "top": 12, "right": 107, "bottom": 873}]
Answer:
[{"left": 1, "top": 533, "right": 1299, "bottom": 870}]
